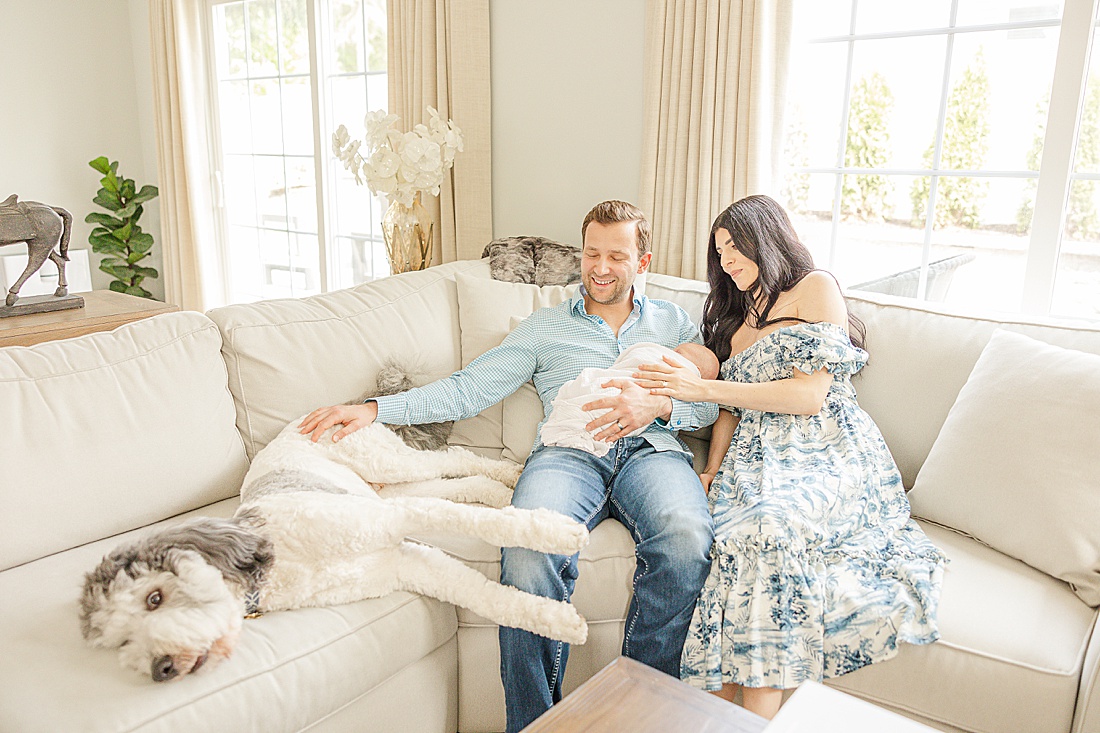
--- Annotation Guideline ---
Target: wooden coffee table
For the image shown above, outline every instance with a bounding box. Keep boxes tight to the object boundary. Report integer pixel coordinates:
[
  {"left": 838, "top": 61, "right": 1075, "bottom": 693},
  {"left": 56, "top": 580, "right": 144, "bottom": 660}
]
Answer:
[{"left": 521, "top": 656, "right": 768, "bottom": 732}]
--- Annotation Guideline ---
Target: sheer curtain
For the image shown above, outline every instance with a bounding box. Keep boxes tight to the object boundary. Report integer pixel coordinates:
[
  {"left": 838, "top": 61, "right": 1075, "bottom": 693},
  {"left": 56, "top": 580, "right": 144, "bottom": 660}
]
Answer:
[
  {"left": 640, "top": 0, "right": 794, "bottom": 280},
  {"left": 388, "top": 0, "right": 493, "bottom": 264},
  {"left": 148, "top": 0, "right": 222, "bottom": 311}
]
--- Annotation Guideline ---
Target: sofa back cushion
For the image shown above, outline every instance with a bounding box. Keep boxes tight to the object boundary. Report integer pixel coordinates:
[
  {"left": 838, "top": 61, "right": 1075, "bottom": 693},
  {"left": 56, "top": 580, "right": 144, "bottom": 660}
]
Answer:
[
  {"left": 845, "top": 292, "right": 1100, "bottom": 488},
  {"left": 0, "top": 311, "right": 248, "bottom": 571},
  {"left": 209, "top": 260, "right": 484, "bottom": 459}
]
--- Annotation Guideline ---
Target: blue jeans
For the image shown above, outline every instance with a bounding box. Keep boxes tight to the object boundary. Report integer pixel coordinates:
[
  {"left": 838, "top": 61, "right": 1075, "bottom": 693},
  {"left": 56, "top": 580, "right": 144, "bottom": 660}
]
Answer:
[{"left": 499, "top": 438, "right": 714, "bottom": 732}]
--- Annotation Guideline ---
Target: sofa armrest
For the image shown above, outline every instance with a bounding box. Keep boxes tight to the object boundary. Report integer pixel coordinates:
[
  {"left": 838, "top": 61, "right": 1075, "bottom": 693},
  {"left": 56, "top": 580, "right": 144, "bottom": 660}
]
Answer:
[{"left": 1073, "top": 613, "right": 1100, "bottom": 732}]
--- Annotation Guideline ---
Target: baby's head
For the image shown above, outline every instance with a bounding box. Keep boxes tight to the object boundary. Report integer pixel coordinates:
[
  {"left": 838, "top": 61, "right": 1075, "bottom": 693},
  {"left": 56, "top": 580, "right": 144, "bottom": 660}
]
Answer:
[{"left": 674, "top": 343, "right": 720, "bottom": 380}]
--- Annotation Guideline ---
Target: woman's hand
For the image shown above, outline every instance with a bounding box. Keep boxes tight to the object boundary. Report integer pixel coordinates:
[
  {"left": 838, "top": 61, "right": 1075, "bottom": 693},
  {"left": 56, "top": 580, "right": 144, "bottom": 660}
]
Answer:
[
  {"left": 298, "top": 401, "right": 378, "bottom": 443},
  {"left": 634, "top": 356, "right": 711, "bottom": 403},
  {"left": 699, "top": 471, "right": 716, "bottom": 494}
]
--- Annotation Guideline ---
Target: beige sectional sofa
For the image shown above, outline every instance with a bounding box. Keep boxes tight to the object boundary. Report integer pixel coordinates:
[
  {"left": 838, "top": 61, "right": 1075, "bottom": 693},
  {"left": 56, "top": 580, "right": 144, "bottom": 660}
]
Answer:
[{"left": 2, "top": 257, "right": 1099, "bottom": 733}]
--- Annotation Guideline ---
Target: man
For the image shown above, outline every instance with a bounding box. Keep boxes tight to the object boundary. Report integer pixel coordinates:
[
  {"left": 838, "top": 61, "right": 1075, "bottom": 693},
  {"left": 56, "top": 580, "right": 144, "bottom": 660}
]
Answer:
[{"left": 300, "top": 200, "right": 717, "bottom": 732}]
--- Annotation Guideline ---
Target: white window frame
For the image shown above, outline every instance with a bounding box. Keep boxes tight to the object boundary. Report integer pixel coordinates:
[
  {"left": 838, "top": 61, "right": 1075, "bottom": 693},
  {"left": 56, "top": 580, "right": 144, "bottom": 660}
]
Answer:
[{"left": 798, "top": 0, "right": 1098, "bottom": 316}]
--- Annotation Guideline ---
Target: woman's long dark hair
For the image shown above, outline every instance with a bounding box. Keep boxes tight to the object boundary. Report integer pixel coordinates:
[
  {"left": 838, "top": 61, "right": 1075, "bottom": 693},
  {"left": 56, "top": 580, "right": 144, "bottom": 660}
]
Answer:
[{"left": 701, "top": 195, "right": 865, "bottom": 362}]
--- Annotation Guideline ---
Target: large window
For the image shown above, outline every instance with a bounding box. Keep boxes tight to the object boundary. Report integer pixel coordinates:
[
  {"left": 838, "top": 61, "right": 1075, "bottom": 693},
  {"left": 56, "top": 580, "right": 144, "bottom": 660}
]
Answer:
[
  {"left": 782, "top": 0, "right": 1100, "bottom": 320},
  {"left": 206, "top": 0, "right": 389, "bottom": 304}
]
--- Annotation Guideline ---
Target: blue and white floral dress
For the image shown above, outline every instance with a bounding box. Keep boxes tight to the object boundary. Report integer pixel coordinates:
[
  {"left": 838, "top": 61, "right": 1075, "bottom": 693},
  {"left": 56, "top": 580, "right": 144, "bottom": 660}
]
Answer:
[{"left": 680, "top": 322, "right": 945, "bottom": 691}]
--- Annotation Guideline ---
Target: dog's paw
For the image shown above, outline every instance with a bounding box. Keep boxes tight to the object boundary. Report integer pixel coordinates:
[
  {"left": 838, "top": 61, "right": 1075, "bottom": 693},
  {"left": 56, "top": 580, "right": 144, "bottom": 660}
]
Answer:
[
  {"left": 549, "top": 603, "right": 588, "bottom": 646},
  {"left": 513, "top": 508, "right": 589, "bottom": 555},
  {"left": 487, "top": 461, "right": 523, "bottom": 489}
]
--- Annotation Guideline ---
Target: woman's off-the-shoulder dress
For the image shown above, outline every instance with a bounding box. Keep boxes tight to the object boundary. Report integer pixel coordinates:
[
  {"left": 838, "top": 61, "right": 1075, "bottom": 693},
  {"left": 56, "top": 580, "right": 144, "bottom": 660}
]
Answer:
[{"left": 680, "top": 322, "right": 946, "bottom": 691}]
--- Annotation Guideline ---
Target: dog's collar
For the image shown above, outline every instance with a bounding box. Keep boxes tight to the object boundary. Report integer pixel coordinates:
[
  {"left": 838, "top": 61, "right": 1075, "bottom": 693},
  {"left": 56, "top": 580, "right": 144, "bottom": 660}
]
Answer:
[{"left": 244, "top": 590, "right": 262, "bottom": 618}]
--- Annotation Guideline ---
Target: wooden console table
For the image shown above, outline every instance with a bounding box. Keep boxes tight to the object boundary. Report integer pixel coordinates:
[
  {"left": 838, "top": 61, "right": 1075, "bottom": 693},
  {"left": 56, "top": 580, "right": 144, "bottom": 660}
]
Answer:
[
  {"left": 0, "top": 290, "right": 179, "bottom": 347},
  {"left": 522, "top": 656, "right": 767, "bottom": 732}
]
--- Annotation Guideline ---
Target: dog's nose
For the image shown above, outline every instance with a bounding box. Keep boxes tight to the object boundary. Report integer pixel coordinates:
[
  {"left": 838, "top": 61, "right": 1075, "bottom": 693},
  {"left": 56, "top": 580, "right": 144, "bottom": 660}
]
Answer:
[{"left": 152, "top": 655, "right": 178, "bottom": 682}]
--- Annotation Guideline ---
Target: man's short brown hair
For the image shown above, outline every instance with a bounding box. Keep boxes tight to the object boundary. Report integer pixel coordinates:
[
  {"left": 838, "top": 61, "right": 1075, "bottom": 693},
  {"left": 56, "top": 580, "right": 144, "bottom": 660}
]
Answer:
[{"left": 580, "top": 200, "right": 651, "bottom": 257}]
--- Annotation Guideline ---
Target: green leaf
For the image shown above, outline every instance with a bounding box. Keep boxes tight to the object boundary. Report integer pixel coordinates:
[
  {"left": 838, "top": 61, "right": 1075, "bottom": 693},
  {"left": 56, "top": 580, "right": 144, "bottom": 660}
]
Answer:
[
  {"left": 114, "top": 221, "right": 133, "bottom": 242},
  {"left": 89, "top": 156, "right": 112, "bottom": 174},
  {"left": 120, "top": 179, "right": 136, "bottom": 199},
  {"left": 85, "top": 212, "right": 125, "bottom": 228},
  {"left": 126, "top": 285, "right": 152, "bottom": 299},
  {"left": 108, "top": 280, "right": 128, "bottom": 293},
  {"left": 89, "top": 233, "right": 126, "bottom": 254},
  {"left": 126, "top": 251, "right": 148, "bottom": 265},
  {"left": 102, "top": 171, "right": 120, "bottom": 194},
  {"left": 131, "top": 185, "right": 159, "bottom": 204},
  {"left": 93, "top": 190, "right": 122, "bottom": 211},
  {"left": 99, "top": 257, "right": 127, "bottom": 268},
  {"left": 134, "top": 266, "right": 159, "bottom": 279},
  {"left": 116, "top": 203, "right": 138, "bottom": 220},
  {"left": 130, "top": 235, "right": 154, "bottom": 254}
]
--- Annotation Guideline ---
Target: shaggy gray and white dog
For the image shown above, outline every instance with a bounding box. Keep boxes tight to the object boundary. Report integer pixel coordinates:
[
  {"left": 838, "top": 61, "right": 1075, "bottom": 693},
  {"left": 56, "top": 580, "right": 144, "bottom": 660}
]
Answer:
[{"left": 80, "top": 367, "right": 589, "bottom": 682}]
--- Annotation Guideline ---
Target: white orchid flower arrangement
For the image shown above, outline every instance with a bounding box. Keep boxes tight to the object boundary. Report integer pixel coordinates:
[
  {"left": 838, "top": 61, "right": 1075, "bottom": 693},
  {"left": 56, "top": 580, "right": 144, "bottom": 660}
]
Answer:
[{"left": 332, "top": 107, "right": 464, "bottom": 208}]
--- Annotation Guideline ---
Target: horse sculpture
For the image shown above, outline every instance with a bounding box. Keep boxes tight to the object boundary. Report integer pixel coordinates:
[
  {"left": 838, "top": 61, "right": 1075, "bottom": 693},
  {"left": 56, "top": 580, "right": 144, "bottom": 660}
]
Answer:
[{"left": 0, "top": 194, "right": 72, "bottom": 307}]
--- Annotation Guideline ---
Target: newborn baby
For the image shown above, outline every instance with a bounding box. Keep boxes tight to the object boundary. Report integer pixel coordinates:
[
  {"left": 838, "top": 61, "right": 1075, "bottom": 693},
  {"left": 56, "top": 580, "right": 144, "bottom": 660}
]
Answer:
[{"left": 540, "top": 341, "right": 719, "bottom": 457}]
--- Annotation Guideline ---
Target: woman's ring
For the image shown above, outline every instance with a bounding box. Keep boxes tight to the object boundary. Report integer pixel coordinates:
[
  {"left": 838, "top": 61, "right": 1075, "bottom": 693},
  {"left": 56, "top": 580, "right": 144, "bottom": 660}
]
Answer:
[{"left": 615, "top": 420, "right": 624, "bottom": 430}]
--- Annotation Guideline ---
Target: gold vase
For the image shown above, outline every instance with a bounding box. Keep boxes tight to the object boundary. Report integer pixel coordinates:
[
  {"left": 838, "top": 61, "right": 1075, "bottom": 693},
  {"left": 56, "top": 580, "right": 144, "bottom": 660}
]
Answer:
[{"left": 382, "top": 192, "right": 435, "bottom": 274}]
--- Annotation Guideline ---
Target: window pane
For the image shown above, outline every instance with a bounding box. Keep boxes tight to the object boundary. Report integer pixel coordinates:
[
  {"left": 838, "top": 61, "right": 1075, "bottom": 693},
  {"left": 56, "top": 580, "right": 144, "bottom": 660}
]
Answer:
[
  {"left": 278, "top": 0, "right": 308, "bottom": 75},
  {"left": 955, "top": 0, "right": 1064, "bottom": 28},
  {"left": 248, "top": 0, "right": 279, "bottom": 77},
  {"left": 848, "top": 36, "right": 948, "bottom": 171},
  {"left": 792, "top": 0, "right": 852, "bottom": 39},
  {"left": 933, "top": 177, "right": 1032, "bottom": 312},
  {"left": 214, "top": 3, "right": 248, "bottom": 79},
  {"left": 784, "top": 41, "right": 848, "bottom": 169},
  {"left": 227, "top": 225, "right": 263, "bottom": 303},
  {"left": 1053, "top": 180, "right": 1100, "bottom": 318},
  {"left": 224, "top": 154, "right": 257, "bottom": 226},
  {"left": 784, "top": 173, "right": 839, "bottom": 270},
  {"left": 941, "top": 30, "right": 1059, "bottom": 173},
  {"left": 285, "top": 156, "right": 318, "bottom": 233},
  {"left": 328, "top": 0, "right": 364, "bottom": 73},
  {"left": 249, "top": 80, "right": 284, "bottom": 154},
  {"left": 281, "top": 77, "right": 314, "bottom": 156},
  {"left": 218, "top": 81, "right": 253, "bottom": 154},
  {"left": 364, "top": 0, "right": 387, "bottom": 72},
  {"left": 253, "top": 155, "right": 288, "bottom": 226},
  {"left": 834, "top": 175, "right": 930, "bottom": 291},
  {"left": 854, "top": 2, "right": 952, "bottom": 35}
]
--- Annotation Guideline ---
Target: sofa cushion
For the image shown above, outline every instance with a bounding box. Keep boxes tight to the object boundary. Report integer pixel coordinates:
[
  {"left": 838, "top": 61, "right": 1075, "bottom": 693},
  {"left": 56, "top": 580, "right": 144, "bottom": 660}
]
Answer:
[
  {"left": 0, "top": 498, "right": 458, "bottom": 733},
  {"left": 0, "top": 311, "right": 248, "bottom": 572},
  {"left": 908, "top": 329, "right": 1100, "bottom": 605},
  {"left": 829, "top": 521, "right": 1094, "bottom": 733},
  {"left": 845, "top": 292, "right": 1100, "bottom": 488},
  {"left": 208, "top": 260, "right": 485, "bottom": 459},
  {"left": 454, "top": 271, "right": 575, "bottom": 461}
]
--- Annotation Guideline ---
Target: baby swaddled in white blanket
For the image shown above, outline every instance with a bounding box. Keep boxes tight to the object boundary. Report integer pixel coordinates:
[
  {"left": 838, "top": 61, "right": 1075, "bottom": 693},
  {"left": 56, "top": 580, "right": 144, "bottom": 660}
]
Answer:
[{"left": 540, "top": 341, "right": 719, "bottom": 457}]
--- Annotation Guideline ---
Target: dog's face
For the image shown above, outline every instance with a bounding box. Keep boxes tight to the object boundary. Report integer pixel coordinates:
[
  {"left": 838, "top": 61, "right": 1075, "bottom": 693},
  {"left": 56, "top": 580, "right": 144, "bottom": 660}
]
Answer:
[{"left": 80, "top": 518, "right": 272, "bottom": 681}]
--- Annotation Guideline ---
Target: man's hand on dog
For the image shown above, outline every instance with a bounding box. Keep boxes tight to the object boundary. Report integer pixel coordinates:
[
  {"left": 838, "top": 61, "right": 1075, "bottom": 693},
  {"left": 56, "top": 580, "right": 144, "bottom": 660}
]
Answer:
[
  {"left": 583, "top": 379, "right": 673, "bottom": 443},
  {"left": 299, "top": 401, "right": 379, "bottom": 443}
]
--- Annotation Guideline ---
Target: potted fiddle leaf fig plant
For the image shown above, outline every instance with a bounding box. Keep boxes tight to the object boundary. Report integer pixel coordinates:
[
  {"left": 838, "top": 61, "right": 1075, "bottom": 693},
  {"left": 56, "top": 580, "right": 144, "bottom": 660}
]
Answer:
[{"left": 86, "top": 156, "right": 160, "bottom": 298}]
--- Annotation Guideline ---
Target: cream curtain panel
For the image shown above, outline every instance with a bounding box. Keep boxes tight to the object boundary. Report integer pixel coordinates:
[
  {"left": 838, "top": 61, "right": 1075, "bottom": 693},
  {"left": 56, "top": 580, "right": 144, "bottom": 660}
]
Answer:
[
  {"left": 640, "top": 0, "right": 794, "bottom": 280},
  {"left": 388, "top": 0, "right": 493, "bottom": 264},
  {"left": 149, "top": 0, "right": 222, "bottom": 311}
]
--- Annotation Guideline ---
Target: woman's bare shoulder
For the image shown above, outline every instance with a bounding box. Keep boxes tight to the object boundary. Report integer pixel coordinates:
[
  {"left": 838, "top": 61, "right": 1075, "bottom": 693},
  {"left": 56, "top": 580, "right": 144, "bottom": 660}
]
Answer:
[{"left": 787, "top": 271, "right": 847, "bottom": 325}]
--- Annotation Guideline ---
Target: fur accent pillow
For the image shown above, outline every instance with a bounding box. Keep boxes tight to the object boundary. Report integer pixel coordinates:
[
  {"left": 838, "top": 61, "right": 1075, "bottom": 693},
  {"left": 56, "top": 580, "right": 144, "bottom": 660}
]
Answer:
[
  {"left": 482, "top": 236, "right": 580, "bottom": 287},
  {"left": 908, "top": 329, "right": 1100, "bottom": 605}
]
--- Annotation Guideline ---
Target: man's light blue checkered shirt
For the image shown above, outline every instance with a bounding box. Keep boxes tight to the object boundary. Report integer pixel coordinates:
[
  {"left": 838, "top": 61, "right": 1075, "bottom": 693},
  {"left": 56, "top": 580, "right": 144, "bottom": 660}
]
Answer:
[{"left": 374, "top": 286, "right": 719, "bottom": 456}]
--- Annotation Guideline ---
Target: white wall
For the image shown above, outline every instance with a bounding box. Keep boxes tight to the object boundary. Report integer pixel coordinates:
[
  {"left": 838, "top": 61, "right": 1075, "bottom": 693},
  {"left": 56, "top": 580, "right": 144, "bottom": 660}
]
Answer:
[
  {"left": 0, "top": 0, "right": 163, "bottom": 300},
  {"left": 489, "top": 0, "right": 646, "bottom": 247}
]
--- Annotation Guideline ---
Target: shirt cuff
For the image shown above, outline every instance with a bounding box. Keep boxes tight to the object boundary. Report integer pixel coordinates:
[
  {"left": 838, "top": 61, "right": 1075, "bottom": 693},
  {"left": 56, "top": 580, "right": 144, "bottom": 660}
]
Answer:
[
  {"left": 666, "top": 397, "right": 693, "bottom": 431},
  {"left": 371, "top": 394, "right": 409, "bottom": 424}
]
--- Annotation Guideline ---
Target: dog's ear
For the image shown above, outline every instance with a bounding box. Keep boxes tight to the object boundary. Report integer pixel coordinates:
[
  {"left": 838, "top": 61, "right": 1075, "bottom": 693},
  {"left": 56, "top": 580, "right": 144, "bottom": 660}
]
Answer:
[
  {"left": 155, "top": 516, "right": 274, "bottom": 596},
  {"left": 80, "top": 552, "right": 132, "bottom": 642}
]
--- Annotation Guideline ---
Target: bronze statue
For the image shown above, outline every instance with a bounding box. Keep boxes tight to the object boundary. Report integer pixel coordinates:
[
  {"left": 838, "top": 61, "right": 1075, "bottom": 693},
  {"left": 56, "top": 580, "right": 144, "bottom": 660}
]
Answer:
[{"left": 0, "top": 194, "right": 72, "bottom": 307}]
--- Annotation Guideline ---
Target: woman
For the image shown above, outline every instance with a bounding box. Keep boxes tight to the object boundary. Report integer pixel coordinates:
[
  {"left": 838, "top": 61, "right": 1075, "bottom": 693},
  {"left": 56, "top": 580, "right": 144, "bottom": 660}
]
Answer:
[{"left": 635, "top": 195, "right": 945, "bottom": 719}]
